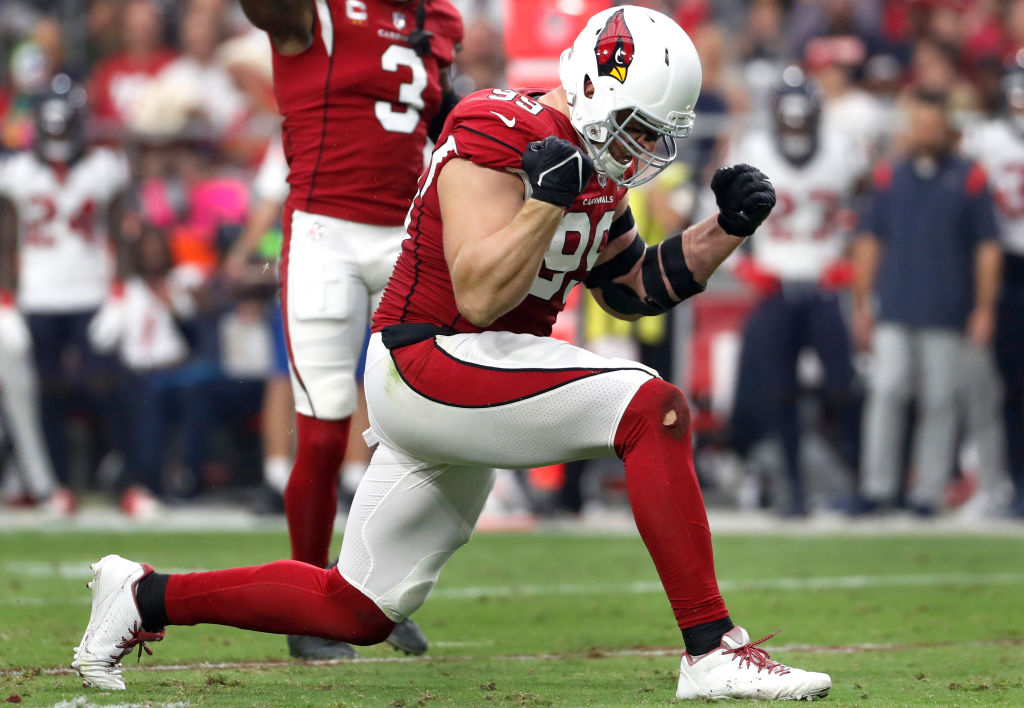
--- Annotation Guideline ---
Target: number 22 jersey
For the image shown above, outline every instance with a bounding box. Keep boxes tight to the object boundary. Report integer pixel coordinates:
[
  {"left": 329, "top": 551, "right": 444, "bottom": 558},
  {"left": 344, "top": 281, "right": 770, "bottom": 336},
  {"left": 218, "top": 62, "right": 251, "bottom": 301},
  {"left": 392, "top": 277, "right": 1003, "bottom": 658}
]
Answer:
[
  {"left": 272, "top": 0, "right": 462, "bottom": 226},
  {"left": 373, "top": 88, "right": 627, "bottom": 337}
]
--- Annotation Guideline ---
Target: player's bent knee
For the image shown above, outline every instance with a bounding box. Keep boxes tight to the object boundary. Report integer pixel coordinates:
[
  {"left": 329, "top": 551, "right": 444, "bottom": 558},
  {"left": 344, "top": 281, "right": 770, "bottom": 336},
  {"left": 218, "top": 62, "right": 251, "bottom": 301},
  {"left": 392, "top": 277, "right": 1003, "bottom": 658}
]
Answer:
[
  {"left": 637, "top": 378, "right": 691, "bottom": 437},
  {"left": 346, "top": 610, "right": 396, "bottom": 646},
  {"left": 325, "top": 577, "right": 397, "bottom": 645},
  {"left": 615, "top": 378, "right": 692, "bottom": 456}
]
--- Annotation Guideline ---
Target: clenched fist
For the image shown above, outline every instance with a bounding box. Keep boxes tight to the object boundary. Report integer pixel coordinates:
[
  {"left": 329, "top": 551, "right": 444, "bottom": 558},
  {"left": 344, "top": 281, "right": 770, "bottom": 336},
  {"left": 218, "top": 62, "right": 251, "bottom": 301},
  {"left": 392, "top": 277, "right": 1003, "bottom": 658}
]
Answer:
[
  {"left": 711, "top": 164, "right": 776, "bottom": 237},
  {"left": 521, "top": 136, "right": 595, "bottom": 208}
]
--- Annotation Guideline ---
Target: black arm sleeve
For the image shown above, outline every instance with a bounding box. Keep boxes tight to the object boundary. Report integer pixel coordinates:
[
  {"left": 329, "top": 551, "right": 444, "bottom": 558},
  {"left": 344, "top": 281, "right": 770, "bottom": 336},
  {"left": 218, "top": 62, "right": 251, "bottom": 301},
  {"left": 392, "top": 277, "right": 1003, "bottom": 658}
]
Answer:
[
  {"left": 428, "top": 89, "right": 460, "bottom": 143},
  {"left": 587, "top": 233, "right": 706, "bottom": 317}
]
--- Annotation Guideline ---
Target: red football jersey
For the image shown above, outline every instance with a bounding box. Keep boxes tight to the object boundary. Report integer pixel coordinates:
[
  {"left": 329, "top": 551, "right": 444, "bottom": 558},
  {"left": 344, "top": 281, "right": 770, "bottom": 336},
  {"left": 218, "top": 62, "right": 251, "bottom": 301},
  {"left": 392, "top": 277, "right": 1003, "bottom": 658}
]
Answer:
[
  {"left": 273, "top": 0, "right": 462, "bottom": 226},
  {"left": 373, "top": 88, "right": 627, "bottom": 337}
]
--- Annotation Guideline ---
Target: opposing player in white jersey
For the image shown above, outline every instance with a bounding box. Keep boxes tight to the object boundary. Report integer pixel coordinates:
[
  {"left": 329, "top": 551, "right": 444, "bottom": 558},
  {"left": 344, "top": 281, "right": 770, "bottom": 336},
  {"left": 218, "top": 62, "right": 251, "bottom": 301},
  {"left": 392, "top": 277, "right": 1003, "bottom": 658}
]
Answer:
[
  {"left": 728, "top": 75, "right": 865, "bottom": 516},
  {"left": 0, "top": 77, "right": 130, "bottom": 512},
  {"left": 961, "top": 63, "right": 1024, "bottom": 517}
]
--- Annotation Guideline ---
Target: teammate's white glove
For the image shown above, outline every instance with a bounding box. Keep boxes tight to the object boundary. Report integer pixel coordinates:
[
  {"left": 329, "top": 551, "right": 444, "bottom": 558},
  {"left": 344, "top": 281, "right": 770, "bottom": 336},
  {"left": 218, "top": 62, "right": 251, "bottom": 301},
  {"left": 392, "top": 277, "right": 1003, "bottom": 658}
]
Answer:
[
  {"left": 0, "top": 295, "right": 31, "bottom": 355},
  {"left": 87, "top": 284, "right": 126, "bottom": 353}
]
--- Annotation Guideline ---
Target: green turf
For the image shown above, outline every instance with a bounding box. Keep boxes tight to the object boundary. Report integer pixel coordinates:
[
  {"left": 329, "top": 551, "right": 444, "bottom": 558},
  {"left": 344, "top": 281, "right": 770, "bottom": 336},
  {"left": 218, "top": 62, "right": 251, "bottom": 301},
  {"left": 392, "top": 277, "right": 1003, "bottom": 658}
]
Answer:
[{"left": 1, "top": 529, "right": 1023, "bottom": 705}]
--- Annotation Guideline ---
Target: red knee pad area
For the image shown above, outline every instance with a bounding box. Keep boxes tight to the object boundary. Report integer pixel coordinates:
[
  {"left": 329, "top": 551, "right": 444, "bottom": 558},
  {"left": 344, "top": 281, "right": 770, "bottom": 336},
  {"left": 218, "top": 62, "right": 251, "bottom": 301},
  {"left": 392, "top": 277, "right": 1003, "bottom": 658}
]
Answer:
[{"left": 614, "top": 378, "right": 692, "bottom": 455}]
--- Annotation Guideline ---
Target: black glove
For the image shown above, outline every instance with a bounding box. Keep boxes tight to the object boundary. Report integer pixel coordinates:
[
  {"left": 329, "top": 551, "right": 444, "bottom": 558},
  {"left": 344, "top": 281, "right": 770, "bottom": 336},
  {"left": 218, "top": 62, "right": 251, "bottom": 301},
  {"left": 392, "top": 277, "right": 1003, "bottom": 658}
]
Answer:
[
  {"left": 711, "top": 164, "right": 776, "bottom": 237},
  {"left": 521, "top": 136, "right": 595, "bottom": 208}
]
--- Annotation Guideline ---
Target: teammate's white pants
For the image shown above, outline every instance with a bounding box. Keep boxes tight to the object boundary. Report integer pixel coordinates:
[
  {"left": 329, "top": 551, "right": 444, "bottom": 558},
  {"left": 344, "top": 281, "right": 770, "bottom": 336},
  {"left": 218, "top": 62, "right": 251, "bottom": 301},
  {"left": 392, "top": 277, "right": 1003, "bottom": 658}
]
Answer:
[
  {"left": 282, "top": 208, "right": 405, "bottom": 419},
  {"left": 338, "top": 330, "right": 656, "bottom": 620}
]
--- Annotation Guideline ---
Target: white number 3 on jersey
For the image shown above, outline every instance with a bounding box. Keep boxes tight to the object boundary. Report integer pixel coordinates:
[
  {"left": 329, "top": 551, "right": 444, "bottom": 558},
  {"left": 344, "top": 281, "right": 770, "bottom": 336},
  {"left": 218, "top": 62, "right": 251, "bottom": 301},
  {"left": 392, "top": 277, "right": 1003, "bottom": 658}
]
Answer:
[{"left": 375, "top": 45, "right": 428, "bottom": 134}]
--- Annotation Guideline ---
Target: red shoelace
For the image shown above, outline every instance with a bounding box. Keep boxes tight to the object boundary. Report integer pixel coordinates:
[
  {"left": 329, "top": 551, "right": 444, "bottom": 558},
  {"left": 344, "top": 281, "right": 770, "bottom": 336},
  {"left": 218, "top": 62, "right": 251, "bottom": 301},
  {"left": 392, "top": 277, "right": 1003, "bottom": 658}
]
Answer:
[
  {"left": 113, "top": 621, "right": 165, "bottom": 662},
  {"left": 722, "top": 630, "right": 790, "bottom": 675}
]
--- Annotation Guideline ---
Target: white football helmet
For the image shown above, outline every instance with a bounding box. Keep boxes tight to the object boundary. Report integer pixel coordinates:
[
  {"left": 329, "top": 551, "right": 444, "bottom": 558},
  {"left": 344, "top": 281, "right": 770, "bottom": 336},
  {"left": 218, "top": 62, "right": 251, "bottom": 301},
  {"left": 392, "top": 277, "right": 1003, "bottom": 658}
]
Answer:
[{"left": 558, "top": 5, "right": 702, "bottom": 187}]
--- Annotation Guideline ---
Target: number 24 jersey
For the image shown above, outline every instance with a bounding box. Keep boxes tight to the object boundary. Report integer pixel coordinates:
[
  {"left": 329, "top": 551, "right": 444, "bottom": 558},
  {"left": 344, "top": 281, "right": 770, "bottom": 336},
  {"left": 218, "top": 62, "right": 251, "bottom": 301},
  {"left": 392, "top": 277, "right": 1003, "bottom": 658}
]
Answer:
[
  {"left": 0, "top": 148, "right": 128, "bottom": 313},
  {"left": 373, "top": 88, "right": 627, "bottom": 337}
]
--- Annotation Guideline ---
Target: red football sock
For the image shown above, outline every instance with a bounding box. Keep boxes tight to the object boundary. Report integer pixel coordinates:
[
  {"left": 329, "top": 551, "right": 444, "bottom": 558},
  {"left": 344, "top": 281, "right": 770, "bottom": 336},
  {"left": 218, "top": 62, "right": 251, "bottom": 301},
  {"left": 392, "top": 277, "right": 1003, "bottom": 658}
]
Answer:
[
  {"left": 285, "top": 414, "right": 351, "bottom": 567},
  {"left": 164, "top": 561, "right": 394, "bottom": 643},
  {"left": 615, "top": 378, "right": 730, "bottom": 630}
]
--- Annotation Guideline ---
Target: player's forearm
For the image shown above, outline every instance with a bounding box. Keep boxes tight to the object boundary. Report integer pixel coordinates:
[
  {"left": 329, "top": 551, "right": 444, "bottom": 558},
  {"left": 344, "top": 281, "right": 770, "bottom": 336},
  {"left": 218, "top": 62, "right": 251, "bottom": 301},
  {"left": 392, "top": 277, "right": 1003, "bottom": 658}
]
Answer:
[
  {"left": 450, "top": 199, "right": 564, "bottom": 326},
  {"left": 974, "top": 240, "right": 1002, "bottom": 311},
  {"left": 851, "top": 235, "right": 880, "bottom": 309},
  {"left": 239, "top": 0, "right": 313, "bottom": 53},
  {"left": 681, "top": 213, "right": 745, "bottom": 284}
]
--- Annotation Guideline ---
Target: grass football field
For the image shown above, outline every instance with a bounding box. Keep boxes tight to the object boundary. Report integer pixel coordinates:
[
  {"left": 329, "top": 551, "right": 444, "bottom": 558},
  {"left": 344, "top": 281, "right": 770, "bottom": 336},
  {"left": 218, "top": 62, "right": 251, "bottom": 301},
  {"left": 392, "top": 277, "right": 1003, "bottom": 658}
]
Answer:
[{"left": 1, "top": 526, "right": 1023, "bottom": 706}]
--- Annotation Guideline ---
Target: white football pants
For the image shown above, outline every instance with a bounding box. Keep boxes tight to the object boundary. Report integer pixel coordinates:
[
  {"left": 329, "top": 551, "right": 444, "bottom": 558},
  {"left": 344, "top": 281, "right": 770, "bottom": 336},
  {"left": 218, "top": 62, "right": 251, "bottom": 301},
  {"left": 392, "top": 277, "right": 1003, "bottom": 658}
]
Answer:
[
  {"left": 281, "top": 208, "right": 405, "bottom": 420},
  {"left": 338, "top": 330, "right": 656, "bottom": 620}
]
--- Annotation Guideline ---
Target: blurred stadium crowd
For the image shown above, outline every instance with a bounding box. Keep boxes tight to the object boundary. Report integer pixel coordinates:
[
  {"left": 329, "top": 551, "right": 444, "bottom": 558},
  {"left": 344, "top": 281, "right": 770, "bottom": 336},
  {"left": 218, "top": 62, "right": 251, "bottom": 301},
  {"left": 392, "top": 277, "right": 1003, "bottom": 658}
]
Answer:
[{"left": 0, "top": 0, "right": 1022, "bottom": 521}]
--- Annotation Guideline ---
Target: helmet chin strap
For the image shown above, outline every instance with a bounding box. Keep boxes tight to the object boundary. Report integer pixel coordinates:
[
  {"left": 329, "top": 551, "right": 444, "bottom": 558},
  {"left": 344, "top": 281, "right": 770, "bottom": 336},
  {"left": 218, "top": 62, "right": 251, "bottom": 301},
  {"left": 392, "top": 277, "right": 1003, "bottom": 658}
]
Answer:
[{"left": 38, "top": 138, "right": 79, "bottom": 164}]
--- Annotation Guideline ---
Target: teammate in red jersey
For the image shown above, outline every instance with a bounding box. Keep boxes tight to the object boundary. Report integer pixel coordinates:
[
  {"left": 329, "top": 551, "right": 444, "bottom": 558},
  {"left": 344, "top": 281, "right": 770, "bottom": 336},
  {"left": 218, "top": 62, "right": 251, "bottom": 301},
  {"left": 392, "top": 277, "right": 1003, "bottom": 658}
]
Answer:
[
  {"left": 233, "top": 0, "right": 463, "bottom": 658},
  {"left": 75, "top": 7, "right": 831, "bottom": 700}
]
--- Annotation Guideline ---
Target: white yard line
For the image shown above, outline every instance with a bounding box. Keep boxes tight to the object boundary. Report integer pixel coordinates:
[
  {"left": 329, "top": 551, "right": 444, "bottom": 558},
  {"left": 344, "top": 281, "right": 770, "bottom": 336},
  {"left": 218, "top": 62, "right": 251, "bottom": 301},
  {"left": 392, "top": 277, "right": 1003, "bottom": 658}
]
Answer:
[
  {"left": 2, "top": 506, "right": 1023, "bottom": 536},
  {"left": 2, "top": 638, "right": 1021, "bottom": 679},
  {"left": 430, "top": 571, "right": 1024, "bottom": 599},
  {"left": 5, "top": 565, "right": 1024, "bottom": 606},
  {"left": 49, "top": 699, "right": 190, "bottom": 708}
]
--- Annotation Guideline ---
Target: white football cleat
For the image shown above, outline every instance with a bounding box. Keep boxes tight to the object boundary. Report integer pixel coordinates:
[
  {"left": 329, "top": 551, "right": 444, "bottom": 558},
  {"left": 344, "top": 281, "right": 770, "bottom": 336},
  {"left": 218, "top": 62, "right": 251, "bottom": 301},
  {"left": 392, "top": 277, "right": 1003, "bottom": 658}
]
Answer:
[
  {"left": 676, "top": 627, "right": 831, "bottom": 701},
  {"left": 72, "top": 554, "right": 164, "bottom": 690}
]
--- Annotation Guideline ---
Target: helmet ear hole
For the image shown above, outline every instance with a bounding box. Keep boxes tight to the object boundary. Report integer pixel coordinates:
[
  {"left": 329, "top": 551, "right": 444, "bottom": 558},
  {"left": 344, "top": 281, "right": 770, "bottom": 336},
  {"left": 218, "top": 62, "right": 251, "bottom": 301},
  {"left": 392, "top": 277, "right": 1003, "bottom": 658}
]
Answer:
[{"left": 584, "top": 76, "right": 595, "bottom": 99}]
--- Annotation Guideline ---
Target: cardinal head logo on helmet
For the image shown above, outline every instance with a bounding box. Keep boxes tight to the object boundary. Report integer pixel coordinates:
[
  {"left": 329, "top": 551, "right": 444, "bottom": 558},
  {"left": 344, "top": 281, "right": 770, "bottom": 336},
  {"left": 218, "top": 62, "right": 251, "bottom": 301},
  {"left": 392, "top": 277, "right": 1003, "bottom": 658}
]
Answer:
[{"left": 594, "top": 9, "right": 634, "bottom": 84}]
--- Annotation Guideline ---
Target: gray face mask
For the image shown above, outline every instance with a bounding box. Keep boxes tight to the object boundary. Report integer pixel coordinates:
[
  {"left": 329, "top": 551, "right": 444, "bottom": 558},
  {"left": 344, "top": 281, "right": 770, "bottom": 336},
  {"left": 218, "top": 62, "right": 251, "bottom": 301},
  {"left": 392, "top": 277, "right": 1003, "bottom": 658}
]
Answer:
[
  {"left": 778, "top": 133, "right": 816, "bottom": 163},
  {"left": 39, "top": 137, "right": 75, "bottom": 163}
]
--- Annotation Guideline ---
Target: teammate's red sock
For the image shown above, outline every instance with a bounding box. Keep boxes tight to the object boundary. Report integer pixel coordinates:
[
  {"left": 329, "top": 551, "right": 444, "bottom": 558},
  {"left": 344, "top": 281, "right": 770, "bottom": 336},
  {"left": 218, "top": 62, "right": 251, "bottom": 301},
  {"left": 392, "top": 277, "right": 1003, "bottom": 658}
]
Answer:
[
  {"left": 160, "top": 561, "right": 394, "bottom": 644},
  {"left": 285, "top": 414, "right": 351, "bottom": 567},
  {"left": 615, "top": 378, "right": 730, "bottom": 630}
]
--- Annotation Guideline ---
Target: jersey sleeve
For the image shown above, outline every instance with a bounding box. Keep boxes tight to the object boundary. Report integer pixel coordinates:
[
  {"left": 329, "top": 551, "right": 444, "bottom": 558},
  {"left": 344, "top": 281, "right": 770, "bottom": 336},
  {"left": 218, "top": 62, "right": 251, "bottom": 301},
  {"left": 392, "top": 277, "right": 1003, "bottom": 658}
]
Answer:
[
  {"left": 446, "top": 90, "right": 555, "bottom": 173},
  {"left": 92, "top": 148, "right": 131, "bottom": 196},
  {"left": 964, "top": 162, "right": 999, "bottom": 246},
  {"left": 426, "top": 0, "right": 464, "bottom": 67}
]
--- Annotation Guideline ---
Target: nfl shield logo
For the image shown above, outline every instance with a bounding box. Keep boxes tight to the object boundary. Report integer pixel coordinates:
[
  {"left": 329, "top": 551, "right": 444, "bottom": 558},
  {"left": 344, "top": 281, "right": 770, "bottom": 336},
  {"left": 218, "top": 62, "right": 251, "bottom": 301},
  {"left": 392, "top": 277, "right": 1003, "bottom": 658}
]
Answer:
[{"left": 393, "top": 12, "right": 407, "bottom": 30}]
